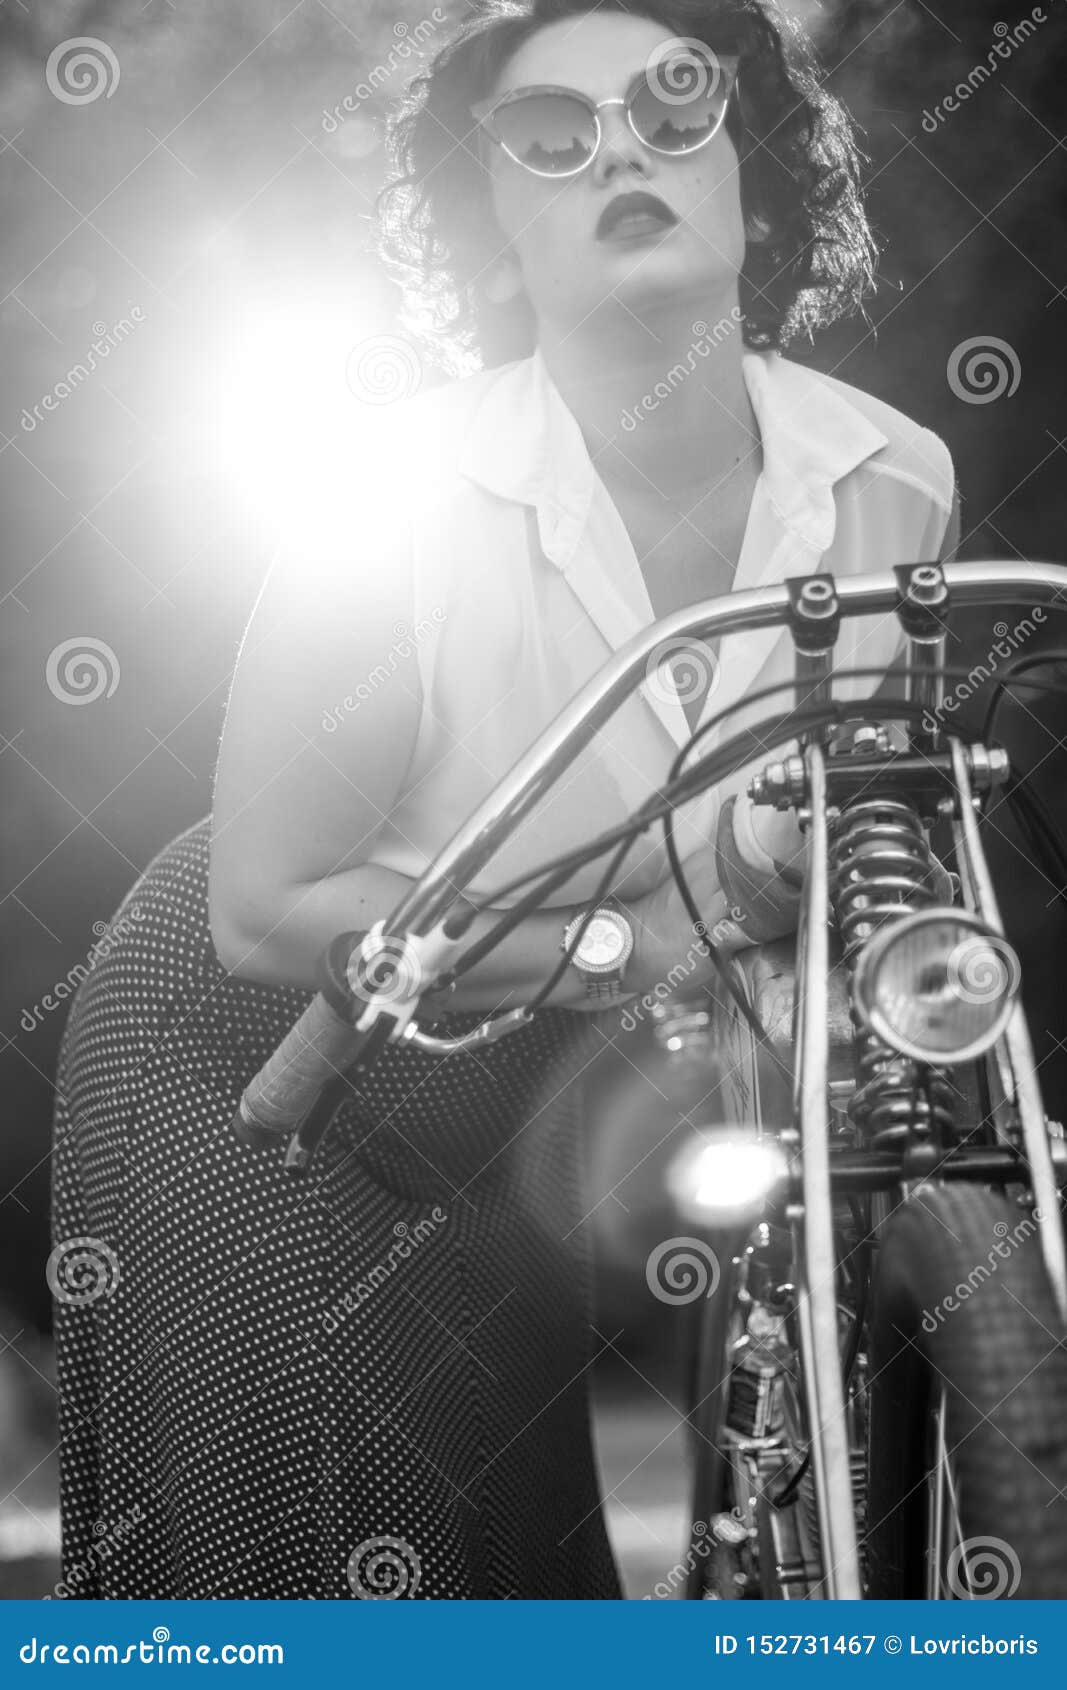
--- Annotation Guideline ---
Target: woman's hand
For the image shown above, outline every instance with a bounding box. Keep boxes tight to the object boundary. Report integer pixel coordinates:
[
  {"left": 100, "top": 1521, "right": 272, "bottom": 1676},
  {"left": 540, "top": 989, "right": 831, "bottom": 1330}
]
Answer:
[
  {"left": 624, "top": 844, "right": 745, "bottom": 995},
  {"left": 618, "top": 789, "right": 955, "bottom": 1004},
  {"left": 623, "top": 793, "right": 810, "bottom": 995}
]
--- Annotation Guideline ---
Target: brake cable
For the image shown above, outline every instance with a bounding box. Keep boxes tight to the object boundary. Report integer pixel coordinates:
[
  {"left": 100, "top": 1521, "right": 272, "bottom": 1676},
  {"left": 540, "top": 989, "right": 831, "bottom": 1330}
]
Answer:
[
  {"left": 431, "top": 667, "right": 1067, "bottom": 1017},
  {"left": 433, "top": 681, "right": 970, "bottom": 1014}
]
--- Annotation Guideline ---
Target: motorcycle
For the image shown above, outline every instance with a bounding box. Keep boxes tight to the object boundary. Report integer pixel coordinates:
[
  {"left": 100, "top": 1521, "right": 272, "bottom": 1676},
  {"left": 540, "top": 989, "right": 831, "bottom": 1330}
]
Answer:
[{"left": 230, "top": 558, "right": 1067, "bottom": 1600}]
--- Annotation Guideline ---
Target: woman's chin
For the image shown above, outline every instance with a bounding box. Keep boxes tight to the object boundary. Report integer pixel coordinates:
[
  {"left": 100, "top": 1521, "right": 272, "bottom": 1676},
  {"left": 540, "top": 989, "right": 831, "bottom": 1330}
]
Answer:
[{"left": 580, "top": 253, "right": 725, "bottom": 325}]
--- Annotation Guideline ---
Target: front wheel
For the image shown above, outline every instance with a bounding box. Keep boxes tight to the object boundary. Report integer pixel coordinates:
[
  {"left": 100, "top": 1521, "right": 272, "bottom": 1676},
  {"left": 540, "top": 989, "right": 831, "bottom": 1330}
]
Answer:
[{"left": 865, "top": 1183, "right": 1067, "bottom": 1598}]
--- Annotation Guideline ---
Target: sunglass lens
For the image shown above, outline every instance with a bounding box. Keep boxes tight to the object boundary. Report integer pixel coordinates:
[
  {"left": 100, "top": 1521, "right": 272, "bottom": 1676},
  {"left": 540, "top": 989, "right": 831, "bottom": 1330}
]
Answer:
[
  {"left": 494, "top": 93, "right": 596, "bottom": 175},
  {"left": 630, "top": 52, "right": 729, "bottom": 153}
]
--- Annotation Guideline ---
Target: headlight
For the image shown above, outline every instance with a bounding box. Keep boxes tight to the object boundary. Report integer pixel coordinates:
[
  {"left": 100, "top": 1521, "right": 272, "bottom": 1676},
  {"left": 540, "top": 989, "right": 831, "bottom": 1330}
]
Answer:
[
  {"left": 666, "top": 1135, "right": 788, "bottom": 1222},
  {"left": 852, "top": 908, "right": 1020, "bottom": 1066}
]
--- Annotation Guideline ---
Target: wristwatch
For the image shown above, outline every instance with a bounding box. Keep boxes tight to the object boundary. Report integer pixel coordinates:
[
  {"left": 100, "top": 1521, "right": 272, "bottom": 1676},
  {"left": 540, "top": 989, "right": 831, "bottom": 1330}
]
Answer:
[{"left": 561, "top": 901, "right": 635, "bottom": 1002}]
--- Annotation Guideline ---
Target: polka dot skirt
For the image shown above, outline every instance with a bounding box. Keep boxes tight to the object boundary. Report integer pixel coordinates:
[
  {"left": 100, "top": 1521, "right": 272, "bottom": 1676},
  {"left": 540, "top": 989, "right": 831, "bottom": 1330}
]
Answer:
[{"left": 50, "top": 817, "right": 623, "bottom": 1599}]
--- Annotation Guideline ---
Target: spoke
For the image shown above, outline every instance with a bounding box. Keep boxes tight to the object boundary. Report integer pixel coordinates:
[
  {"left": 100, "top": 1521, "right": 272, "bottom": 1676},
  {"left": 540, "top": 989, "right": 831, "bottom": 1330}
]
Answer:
[
  {"left": 927, "top": 1389, "right": 969, "bottom": 1599},
  {"left": 941, "top": 1423, "right": 968, "bottom": 1598},
  {"left": 926, "top": 1389, "right": 949, "bottom": 1599}
]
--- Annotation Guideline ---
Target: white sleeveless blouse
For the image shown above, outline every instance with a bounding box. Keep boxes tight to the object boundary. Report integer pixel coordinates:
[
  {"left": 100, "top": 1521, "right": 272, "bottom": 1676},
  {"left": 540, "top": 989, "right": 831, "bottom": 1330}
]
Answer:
[{"left": 350, "top": 348, "right": 955, "bottom": 907}]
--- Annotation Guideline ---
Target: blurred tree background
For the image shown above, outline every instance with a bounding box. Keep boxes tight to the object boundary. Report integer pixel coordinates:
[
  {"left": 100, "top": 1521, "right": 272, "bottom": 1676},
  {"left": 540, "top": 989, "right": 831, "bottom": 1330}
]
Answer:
[{"left": 1, "top": 0, "right": 1065, "bottom": 1334}]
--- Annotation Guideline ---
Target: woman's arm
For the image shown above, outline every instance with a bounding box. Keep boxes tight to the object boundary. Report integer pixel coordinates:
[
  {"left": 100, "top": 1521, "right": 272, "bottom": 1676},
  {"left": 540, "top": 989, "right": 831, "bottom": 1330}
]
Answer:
[
  {"left": 208, "top": 519, "right": 739, "bottom": 1008},
  {"left": 208, "top": 520, "right": 585, "bottom": 1005}
]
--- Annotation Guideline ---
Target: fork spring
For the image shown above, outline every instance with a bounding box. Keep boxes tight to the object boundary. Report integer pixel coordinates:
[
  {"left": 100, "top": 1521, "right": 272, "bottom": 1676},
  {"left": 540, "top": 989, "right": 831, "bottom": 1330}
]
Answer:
[{"left": 829, "top": 797, "right": 956, "bottom": 1150}]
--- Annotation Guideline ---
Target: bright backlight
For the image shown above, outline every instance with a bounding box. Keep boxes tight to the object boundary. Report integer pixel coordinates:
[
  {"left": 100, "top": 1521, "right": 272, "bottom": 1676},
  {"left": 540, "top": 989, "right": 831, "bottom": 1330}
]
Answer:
[
  {"left": 667, "top": 1136, "right": 788, "bottom": 1219},
  {"left": 208, "top": 290, "right": 424, "bottom": 550}
]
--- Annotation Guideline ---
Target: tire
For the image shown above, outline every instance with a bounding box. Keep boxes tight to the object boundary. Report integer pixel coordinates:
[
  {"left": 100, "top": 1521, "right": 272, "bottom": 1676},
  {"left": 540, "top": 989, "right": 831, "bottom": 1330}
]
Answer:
[{"left": 866, "top": 1182, "right": 1067, "bottom": 1598}]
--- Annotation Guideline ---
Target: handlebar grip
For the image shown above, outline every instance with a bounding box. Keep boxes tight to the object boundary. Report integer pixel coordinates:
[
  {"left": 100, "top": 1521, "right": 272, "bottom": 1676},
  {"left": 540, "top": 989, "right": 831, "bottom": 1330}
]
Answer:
[
  {"left": 232, "top": 931, "right": 370, "bottom": 1147},
  {"left": 232, "top": 992, "right": 367, "bottom": 1147}
]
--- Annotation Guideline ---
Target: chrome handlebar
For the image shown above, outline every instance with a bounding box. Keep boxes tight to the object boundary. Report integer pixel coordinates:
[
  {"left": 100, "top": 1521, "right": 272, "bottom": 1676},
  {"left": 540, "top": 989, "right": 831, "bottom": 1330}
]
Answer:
[{"left": 230, "top": 559, "right": 1067, "bottom": 1158}]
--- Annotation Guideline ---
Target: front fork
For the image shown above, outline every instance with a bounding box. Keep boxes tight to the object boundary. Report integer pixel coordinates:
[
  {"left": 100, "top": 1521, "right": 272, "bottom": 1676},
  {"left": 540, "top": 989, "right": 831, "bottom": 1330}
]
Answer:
[{"left": 683, "top": 563, "right": 1067, "bottom": 1599}]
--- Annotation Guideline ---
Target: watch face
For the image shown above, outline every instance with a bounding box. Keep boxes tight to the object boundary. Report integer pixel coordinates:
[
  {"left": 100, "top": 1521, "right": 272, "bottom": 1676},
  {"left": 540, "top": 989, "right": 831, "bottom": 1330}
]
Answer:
[{"left": 579, "top": 913, "right": 626, "bottom": 968}]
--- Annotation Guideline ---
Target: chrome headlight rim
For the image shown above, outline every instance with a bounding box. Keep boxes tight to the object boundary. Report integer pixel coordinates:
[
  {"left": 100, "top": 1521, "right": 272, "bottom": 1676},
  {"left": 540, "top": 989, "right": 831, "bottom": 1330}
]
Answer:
[{"left": 852, "top": 906, "right": 1019, "bottom": 1067}]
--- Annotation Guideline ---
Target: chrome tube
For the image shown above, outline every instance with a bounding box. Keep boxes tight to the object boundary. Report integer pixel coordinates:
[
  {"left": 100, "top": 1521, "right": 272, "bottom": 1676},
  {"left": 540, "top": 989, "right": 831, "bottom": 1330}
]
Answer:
[
  {"left": 949, "top": 737, "right": 1067, "bottom": 1321},
  {"left": 388, "top": 562, "right": 1067, "bottom": 936},
  {"left": 795, "top": 743, "right": 862, "bottom": 1599},
  {"left": 898, "top": 562, "right": 950, "bottom": 749},
  {"left": 907, "top": 630, "right": 947, "bottom": 739},
  {"left": 798, "top": 649, "right": 834, "bottom": 705}
]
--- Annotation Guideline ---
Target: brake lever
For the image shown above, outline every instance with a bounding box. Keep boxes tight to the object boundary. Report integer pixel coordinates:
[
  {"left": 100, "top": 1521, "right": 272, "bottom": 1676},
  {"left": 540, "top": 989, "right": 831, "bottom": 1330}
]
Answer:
[{"left": 402, "top": 1007, "right": 535, "bottom": 1055}]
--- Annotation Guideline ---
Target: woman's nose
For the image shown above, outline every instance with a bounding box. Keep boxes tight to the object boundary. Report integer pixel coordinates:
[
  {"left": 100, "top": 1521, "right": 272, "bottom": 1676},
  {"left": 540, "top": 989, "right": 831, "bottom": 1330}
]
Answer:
[{"left": 590, "top": 105, "right": 651, "bottom": 186}]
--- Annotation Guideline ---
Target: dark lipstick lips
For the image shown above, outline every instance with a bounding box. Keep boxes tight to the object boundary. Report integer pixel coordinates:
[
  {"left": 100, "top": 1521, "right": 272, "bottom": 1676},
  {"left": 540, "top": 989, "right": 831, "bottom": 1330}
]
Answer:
[{"left": 595, "top": 190, "right": 678, "bottom": 240}]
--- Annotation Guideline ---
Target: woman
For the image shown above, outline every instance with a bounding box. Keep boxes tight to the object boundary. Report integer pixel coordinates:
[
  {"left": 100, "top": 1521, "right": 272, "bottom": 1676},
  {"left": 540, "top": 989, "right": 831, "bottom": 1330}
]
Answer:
[{"left": 51, "top": 0, "right": 956, "bottom": 1599}]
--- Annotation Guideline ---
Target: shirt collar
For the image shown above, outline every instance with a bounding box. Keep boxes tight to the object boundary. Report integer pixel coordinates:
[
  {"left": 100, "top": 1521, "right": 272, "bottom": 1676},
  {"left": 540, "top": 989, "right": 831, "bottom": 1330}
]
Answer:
[
  {"left": 457, "top": 343, "right": 889, "bottom": 565},
  {"left": 457, "top": 348, "right": 595, "bottom": 568}
]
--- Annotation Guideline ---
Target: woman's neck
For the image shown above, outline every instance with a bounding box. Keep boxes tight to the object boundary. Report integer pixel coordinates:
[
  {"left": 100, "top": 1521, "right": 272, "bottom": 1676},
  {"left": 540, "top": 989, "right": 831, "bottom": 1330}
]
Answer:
[{"left": 537, "top": 293, "right": 759, "bottom": 501}]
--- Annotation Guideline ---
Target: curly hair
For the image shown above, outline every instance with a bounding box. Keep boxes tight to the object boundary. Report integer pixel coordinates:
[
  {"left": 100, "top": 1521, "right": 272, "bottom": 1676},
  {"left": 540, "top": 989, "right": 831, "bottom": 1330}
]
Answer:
[{"left": 377, "top": 0, "right": 876, "bottom": 372}]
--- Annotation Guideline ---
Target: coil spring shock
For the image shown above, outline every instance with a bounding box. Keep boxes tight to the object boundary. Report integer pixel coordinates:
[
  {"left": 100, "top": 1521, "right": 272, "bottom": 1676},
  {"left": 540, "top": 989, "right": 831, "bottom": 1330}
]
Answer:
[{"left": 830, "top": 795, "right": 956, "bottom": 1150}]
